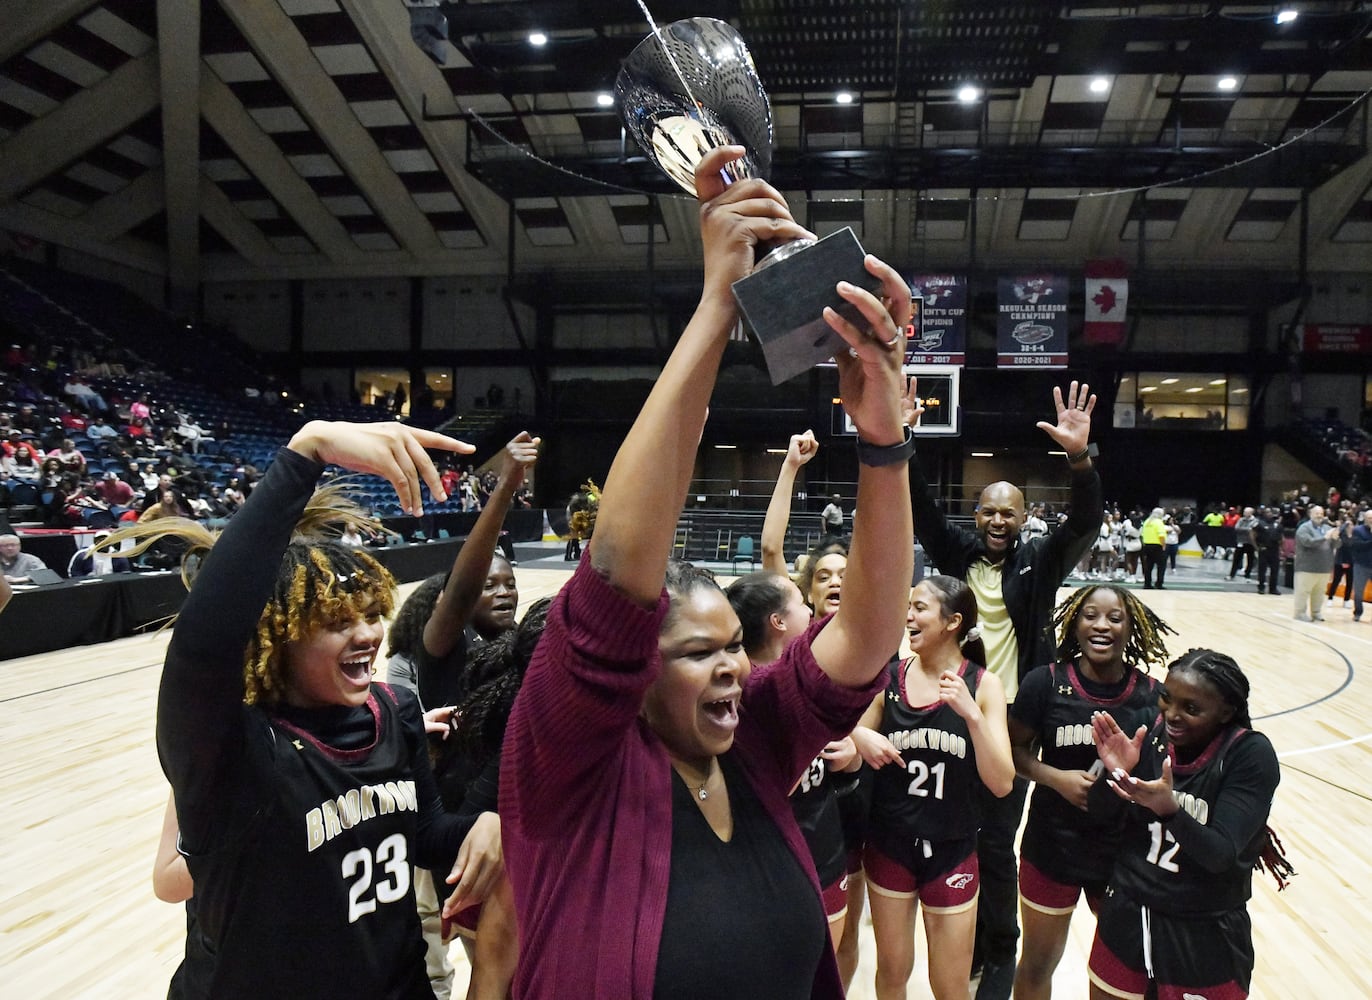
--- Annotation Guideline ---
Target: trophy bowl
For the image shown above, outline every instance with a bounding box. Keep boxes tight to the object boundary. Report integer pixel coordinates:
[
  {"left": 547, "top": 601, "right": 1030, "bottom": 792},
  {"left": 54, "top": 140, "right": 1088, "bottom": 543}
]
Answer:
[{"left": 615, "top": 18, "right": 882, "bottom": 385}]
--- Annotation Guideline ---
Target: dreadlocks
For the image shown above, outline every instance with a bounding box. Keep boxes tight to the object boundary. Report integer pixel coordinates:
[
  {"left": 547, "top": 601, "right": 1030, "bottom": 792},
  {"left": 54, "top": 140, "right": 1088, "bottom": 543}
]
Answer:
[
  {"left": 450, "top": 597, "right": 553, "bottom": 765},
  {"left": 1052, "top": 584, "right": 1176, "bottom": 671},
  {"left": 244, "top": 541, "right": 396, "bottom": 705},
  {"left": 97, "top": 480, "right": 397, "bottom": 706},
  {"left": 567, "top": 479, "right": 601, "bottom": 540},
  {"left": 1167, "top": 647, "right": 1296, "bottom": 890}
]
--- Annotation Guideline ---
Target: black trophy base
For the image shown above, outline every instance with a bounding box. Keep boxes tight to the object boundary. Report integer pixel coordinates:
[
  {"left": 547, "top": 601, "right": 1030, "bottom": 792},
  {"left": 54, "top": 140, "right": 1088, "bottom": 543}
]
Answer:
[{"left": 730, "top": 227, "right": 883, "bottom": 385}]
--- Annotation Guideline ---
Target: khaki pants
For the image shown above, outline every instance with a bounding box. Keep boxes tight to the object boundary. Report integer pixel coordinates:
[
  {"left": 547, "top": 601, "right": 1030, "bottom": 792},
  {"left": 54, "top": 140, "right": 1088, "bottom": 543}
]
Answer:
[
  {"left": 414, "top": 866, "right": 454, "bottom": 999},
  {"left": 1293, "top": 570, "right": 1328, "bottom": 620}
]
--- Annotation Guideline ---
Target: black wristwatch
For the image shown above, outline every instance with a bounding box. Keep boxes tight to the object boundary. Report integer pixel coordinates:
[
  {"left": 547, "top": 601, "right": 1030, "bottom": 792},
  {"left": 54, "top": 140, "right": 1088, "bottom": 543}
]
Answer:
[{"left": 856, "top": 426, "right": 916, "bottom": 467}]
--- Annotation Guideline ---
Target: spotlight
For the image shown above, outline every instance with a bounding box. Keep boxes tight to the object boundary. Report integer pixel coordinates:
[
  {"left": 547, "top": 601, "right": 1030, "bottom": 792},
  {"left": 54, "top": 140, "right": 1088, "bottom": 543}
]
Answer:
[
  {"left": 1089, "top": 76, "right": 1110, "bottom": 94},
  {"left": 957, "top": 84, "right": 981, "bottom": 104},
  {"left": 596, "top": 92, "right": 614, "bottom": 107},
  {"left": 836, "top": 91, "right": 854, "bottom": 105},
  {"left": 528, "top": 31, "right": 548, "bottom": 47},
  {"left": 1217, "top": 76, "right": 1238, "bottom": 91},
  {"left": 1275, "top": 10, "right": 1298, "bottom": 25}
]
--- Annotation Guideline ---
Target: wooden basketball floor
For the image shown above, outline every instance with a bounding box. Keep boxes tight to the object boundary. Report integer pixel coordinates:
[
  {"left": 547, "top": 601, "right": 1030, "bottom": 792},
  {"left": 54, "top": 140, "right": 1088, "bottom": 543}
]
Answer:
[{"left": 3, "top": 563, "right": 1370, "bottom": 998}]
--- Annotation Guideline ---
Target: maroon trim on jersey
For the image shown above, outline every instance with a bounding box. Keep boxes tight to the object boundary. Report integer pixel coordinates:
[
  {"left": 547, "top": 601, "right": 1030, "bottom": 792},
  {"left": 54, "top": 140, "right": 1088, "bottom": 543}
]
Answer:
[
  {"left": 1170, "top": 725, "right": 1248, "bottom": 777},
  {"left": 268, "top": 690, "right": 385, "bottom": 763},
  {"left": 1065, "top": 659, "right": 1143, "bottom": 706},
  {"left": 898, "top": 657, "right": 980, "bottom": 709}
]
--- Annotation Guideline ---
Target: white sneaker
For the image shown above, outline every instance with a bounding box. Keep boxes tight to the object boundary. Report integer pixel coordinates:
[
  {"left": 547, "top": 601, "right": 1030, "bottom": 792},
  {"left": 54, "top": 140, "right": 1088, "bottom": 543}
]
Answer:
[{"left": 1314, "top": 615, "right": 1326, "bottom": 622}]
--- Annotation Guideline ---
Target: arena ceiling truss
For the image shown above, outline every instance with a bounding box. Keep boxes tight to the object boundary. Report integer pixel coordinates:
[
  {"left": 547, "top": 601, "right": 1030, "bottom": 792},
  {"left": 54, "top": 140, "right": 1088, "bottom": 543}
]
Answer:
[{"left": 0, "top": 0, "right": 1370, "bottom": 304}]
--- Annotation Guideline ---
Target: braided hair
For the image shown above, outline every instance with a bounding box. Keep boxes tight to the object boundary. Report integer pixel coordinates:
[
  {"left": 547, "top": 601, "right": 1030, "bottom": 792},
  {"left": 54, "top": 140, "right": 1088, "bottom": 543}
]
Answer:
[
  {"left": 1052, "top": 585, "right": 1176, "bottom": 672},
  {"left": 243, "top": 542, "right": 395, "bottom": 705},
  {"left": 386, "top": 572, "right": 447, "bottom": 659},
  {"left": 451, "top": 597, "right": 553, "bottom": 765},
  {"left": 1167, "top": 648, "right": 1295, "bottom": 890},
  {"left": 96, "top": 480, "right": 397, "bottom": 706},
  {"left": 566, "top": 479, "right": 600, "bottom": 540}
]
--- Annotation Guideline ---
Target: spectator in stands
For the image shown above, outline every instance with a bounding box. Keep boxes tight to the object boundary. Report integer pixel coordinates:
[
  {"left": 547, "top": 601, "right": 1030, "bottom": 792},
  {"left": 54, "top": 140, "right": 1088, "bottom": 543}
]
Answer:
[
  {"left": 141, "top": 487, "right": 191, "bottom": 523},
  {"left": 48, "top": 437, "right": 86, "bottom": 474},
  {"left": 85, "top": 415, "right": 119, "bottom": 452},
  {"left": 132, "top": 462, "right": 156, "bottom": 493},
  {"left": 1, "top": 533, "right": 51, "bottom": 583},
  {"left": 129, "top": 394, "right": 151, "bottom": 424},
  {"left": 94, "top": 470, "right": 134, "bottom": 510},
  {"left": 4, "top": 428, "right": 42, "bottom": 464},
  {"left": 63, "top": 375, "right": 108, "bottom": 415},
  {"left": 2, "top": 444, "right": 40, "bottom": 482},
  {"left": 57, "top": 405, "right": 87, "bottom": 433},
  {"left": 39, "top": 456, "right": 65, "bottom": 488}
]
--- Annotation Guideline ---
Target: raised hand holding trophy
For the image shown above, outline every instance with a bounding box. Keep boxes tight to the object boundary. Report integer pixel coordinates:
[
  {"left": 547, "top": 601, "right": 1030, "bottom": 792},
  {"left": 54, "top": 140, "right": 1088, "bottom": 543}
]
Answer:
[{"left": 615, "top": 17, "right": 883, "bottom": 384}]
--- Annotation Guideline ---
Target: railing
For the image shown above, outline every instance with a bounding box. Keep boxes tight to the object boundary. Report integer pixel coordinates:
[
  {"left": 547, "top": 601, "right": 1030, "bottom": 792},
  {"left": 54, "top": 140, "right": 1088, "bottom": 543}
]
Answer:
[{"left": 468, "top": 112, "right": 1363, "bottom": 164}]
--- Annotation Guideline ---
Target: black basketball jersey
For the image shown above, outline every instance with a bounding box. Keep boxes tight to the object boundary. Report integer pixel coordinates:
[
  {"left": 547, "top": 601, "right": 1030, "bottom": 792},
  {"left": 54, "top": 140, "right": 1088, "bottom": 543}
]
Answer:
[
  {"left": 185, "top": 687, "right": 434, "bottom": 999},
  {"left": 1015, "top": 661, "right": 1159, "bottom": 881},
  {"left": 790, "top": 754, "right": 847, "bottom": 886},
  {"left": 1111, "top": 722, "right": 1278, "bottom": 916},
  {"left": 869, "top": 658, "right": 985, "bottom": 847}
]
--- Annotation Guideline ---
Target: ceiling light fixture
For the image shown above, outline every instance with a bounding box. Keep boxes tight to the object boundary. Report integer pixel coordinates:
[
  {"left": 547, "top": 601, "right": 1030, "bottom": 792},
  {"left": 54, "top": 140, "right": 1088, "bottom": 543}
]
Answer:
[
  {"left": 957, "top": 84, "right": 981, "bottom": 104},
  {"left": 596, "top": 92, "right": 614, "bottom": 107},
  {"left": 971, "top": 451, "right": 994, "bottom": 457},
  {"left": 1089, "top": 76, "right": 1111, "bottom": 94},
  {"left": 1275, "top": 9, "right": 1298, "bottom": 24},
  {"left": 1217, "top": 76, "right": 1239, "bottom": 91},
  {"left": 1161, "top": 377, "right": 1179, "bottom": 384},
  {"left": 836, "top": 91, "right": 854, "bottom": 105},
  {"left": 1209, "top": 378, "right": 1227, "bottom": 385},
  {"left": 528, "top": 31, "right": 548, "bottom": 47}
]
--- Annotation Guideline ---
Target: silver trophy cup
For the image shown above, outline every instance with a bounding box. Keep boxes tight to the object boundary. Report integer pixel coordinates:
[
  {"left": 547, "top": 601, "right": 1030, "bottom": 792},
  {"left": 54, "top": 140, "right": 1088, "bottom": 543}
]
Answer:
[{"left": 615, "top": 18, "right": 881, "bottom": 385}]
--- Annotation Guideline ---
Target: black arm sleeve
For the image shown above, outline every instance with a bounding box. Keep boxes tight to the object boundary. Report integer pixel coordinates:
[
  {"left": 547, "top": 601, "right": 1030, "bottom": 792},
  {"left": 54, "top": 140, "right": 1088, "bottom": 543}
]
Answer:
[
  {"left": 156, "top": 448, "right": 321, "bottom": 849},
  {"left": 909, "top": 451, "right": 970, "bottom": 572},
  {"left": 1163, "top": 734, "right": 1279, "bottom": 874},
  {"left": 398, "top": 685, "right": 482, "bottom": 873}
]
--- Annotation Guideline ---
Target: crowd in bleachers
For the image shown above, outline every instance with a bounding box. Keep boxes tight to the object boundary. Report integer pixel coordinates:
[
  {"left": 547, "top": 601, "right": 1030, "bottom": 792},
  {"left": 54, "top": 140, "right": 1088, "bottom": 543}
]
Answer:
[
  {"left": 0, "top": 264, "right": 504, "bottom": 536},
  {"left": 1297, "top": 415, "right": 1371, "bottom": 489}
]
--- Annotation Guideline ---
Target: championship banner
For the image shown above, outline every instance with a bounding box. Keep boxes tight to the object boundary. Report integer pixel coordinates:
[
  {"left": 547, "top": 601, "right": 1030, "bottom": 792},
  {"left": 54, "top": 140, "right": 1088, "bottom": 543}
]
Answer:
[
  {"left": 1300, "top": 324, "right": 1372, "bottom": 353},
  {"left": 1084, "top": 259, "right": 1129, "bottom": 346},
  {"left": 907, "top": 275, "right": 966, "bottom": 365},
  {"left": 997, "top": 274, "right": 1068, "bottom": 368}
]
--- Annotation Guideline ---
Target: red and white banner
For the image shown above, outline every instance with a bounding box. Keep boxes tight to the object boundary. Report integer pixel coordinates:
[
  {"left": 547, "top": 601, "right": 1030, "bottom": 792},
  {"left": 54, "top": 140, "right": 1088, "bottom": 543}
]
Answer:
[
  {"left": 1300, "top": 324, "right": 1372, "bottom": 353},
  {"left": 1084, "top": 259, "right": 1129, "bottom": 346}
]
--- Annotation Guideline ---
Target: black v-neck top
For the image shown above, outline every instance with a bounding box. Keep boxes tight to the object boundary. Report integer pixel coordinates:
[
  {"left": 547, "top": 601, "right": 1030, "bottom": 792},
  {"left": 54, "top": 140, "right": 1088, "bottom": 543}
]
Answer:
[{"left": 653, "top": 753, "right": 826, "bottom": 1000}]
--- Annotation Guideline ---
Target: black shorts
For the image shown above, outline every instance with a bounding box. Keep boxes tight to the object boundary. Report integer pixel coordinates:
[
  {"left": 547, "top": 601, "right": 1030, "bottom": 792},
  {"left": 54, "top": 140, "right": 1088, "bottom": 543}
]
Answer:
[
  {"left": 1088, "top": 885, "right": 1254, "bottom": 999},
  {"left": 833, "top": 770, "right": 873, "bottom": 873}
]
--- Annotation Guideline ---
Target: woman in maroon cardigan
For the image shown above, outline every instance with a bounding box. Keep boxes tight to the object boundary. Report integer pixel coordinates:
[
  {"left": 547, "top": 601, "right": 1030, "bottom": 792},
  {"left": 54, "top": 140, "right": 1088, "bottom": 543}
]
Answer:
[{"left": 501, "top": 146, "right": 917, "bottom": 999}]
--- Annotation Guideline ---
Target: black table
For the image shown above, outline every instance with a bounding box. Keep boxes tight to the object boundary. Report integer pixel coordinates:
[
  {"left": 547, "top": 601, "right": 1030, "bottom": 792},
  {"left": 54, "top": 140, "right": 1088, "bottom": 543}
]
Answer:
[{"left": 2, "top": 537, "right": 470, "bottom": 661}]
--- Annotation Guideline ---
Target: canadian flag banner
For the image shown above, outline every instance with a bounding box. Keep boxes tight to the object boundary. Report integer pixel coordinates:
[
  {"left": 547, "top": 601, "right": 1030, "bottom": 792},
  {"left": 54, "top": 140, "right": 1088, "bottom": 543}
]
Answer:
[{"left": 1084, "top": 259, "right": 1129, "bottom": 346}]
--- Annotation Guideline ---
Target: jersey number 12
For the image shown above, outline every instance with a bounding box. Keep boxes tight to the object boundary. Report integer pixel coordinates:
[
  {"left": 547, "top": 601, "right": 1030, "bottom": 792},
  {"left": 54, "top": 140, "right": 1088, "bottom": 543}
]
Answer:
[{"left": 1145, "top": 821, "right": 1181, "bottom": 873}]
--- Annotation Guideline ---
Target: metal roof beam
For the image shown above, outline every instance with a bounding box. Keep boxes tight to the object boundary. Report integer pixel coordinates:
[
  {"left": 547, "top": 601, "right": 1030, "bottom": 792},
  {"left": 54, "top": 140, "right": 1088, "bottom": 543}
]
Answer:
[
  {"left": 0, "top": 52, "right": 159, "bottom": 203},
  {"left": 218, "top": 0, "right": 443, "bottom": 257}
]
